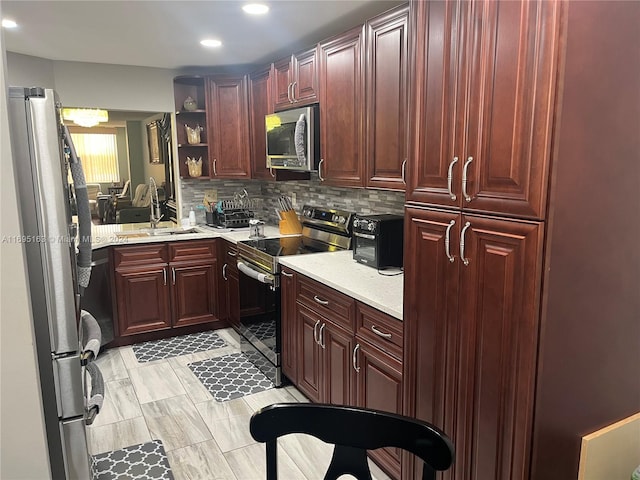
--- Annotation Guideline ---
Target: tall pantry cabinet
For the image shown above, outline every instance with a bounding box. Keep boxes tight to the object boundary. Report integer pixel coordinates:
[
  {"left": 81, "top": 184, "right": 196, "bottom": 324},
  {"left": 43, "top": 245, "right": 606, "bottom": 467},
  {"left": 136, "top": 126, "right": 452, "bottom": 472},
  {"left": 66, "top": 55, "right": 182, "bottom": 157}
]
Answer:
[{"left": 402, "top": 1, "right": 640, "bottom": 480}]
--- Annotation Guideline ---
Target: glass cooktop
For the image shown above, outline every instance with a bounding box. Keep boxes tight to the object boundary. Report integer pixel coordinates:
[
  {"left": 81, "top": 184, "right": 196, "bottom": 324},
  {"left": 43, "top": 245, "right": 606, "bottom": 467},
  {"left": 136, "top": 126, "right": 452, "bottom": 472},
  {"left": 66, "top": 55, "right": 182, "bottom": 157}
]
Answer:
[{"left": 239, "top": 236, "right": 344, "bottom": 257}]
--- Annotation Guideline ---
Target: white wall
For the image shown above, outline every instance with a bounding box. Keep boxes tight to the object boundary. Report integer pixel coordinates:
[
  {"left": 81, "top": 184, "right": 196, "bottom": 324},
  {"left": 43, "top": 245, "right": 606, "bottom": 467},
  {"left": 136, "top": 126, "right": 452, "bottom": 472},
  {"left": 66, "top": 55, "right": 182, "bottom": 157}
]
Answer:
[
  {"left": 5, "top": 51, "right": 55, "bottom": 88},
  {"left": 0, "top": 20, "right": 53, "bottom": 480}
]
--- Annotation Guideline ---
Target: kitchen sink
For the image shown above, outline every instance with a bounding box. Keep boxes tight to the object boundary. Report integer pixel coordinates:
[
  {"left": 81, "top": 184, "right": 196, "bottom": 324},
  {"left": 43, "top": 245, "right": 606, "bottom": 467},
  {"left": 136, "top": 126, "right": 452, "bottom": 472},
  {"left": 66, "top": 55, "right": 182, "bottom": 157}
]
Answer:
[{"left": 115, "top": 227, "right": 200, "bottom": 238}]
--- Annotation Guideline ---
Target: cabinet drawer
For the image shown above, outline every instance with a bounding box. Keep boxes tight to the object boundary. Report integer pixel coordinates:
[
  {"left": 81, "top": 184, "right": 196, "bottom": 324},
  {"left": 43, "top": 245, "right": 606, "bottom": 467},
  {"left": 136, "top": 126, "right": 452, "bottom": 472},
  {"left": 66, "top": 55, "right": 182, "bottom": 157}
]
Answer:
[
  {"left": 356, "top": 302, "right": 403, "bottom": 360},
  {"left": 113, "top": 243, "right": 167, "bottom": 269},
  {"left": 297, "top": 274, "right": 355, "bottom": 332},
  {"left": 222, "top": 241, "right": 238, "bottom": 273},
  {"left": 169, "top": 240, "right": 217, "bottom": 263}
]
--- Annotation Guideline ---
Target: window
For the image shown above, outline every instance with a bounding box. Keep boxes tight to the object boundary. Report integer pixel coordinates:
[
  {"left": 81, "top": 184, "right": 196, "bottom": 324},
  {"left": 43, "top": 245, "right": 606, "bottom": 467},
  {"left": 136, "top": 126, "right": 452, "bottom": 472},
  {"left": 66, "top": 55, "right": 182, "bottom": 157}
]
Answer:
[{"left": 70, "top": 128, "right": 120, "bottom": 183}]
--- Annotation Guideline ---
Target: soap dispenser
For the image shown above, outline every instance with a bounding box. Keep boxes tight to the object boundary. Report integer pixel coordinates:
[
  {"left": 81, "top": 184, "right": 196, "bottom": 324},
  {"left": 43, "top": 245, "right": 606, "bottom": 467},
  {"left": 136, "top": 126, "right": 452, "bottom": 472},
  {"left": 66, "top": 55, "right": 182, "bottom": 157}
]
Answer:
[{"left": 188, "top": 209, "right": 196, "bottom": 226}]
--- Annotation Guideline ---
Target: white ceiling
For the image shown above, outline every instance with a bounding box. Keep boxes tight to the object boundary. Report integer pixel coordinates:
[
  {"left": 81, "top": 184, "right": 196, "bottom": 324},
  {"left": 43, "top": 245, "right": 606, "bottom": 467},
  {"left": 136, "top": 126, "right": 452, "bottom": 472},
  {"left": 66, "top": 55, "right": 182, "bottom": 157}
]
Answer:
[{"left": 2, "top": 0, "right": 404, "bottom": 70}]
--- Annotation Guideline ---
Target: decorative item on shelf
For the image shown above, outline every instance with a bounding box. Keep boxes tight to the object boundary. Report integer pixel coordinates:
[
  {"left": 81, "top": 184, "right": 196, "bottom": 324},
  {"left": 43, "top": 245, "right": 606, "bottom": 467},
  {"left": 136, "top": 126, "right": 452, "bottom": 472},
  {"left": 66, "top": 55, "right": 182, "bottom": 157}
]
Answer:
[
  {"left": 185, "top": 124, "right": 203, "bottom": 144},
  {"left": 183, "top": 96, "right": 197, "bottom": 111},
  {"left": 185, "top": 156, "right": 203, "bottom": 177}
]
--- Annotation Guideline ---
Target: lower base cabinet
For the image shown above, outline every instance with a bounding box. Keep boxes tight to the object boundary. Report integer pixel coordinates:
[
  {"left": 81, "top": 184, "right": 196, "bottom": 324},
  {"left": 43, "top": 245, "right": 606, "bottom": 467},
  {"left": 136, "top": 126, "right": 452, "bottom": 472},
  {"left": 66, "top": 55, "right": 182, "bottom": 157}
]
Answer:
[
  {"left": 282, "top": 271, "right": 404, "bottom": 479},
  {"left": 113, "top": 240, "right": 220, "bottom": 341}
]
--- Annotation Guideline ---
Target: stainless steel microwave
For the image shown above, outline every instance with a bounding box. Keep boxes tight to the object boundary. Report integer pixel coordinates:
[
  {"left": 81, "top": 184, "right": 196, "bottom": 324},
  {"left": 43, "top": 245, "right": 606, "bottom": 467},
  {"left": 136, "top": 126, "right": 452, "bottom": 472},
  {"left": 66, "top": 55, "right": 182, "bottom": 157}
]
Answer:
[{"left": 266, "top": 105, "right": 319, "bottom": 171}]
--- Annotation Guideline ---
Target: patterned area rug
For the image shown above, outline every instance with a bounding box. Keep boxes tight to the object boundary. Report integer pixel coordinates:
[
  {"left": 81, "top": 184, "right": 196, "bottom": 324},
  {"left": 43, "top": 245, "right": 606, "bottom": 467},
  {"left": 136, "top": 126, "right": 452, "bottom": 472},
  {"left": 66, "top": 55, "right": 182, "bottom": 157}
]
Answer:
[
  {"left": 91, "top": 440, "right": 174, "bottom": 480},
  {"left": 188, "top": 352, "right": 274, "bottom": 402},
  {"left": 132, "top": 331, "right": 227, "bottom": 363}
]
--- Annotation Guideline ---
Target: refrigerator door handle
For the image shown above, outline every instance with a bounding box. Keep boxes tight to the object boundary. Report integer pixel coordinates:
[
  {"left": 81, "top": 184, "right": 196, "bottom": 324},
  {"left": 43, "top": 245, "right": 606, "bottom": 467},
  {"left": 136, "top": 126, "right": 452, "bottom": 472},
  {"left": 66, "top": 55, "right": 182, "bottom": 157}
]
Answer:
[{"left": 53, "top": 354, "right": 84, "bottom": 418}]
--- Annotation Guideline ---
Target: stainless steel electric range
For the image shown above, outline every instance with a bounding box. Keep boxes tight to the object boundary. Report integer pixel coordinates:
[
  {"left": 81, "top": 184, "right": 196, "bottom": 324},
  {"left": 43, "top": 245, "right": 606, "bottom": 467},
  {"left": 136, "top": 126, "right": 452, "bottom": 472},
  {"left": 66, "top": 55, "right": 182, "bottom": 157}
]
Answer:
[{"left": 235, "top": 205, "right": 354, "bottom": 386}]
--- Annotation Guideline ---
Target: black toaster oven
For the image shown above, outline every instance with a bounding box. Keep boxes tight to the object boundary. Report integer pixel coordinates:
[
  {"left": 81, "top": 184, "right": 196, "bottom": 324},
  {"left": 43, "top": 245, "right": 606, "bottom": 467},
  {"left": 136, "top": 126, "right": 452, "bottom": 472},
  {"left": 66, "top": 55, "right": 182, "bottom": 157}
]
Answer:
[{"left": 352, "top": 214, "right": 404, "bottom": 269}]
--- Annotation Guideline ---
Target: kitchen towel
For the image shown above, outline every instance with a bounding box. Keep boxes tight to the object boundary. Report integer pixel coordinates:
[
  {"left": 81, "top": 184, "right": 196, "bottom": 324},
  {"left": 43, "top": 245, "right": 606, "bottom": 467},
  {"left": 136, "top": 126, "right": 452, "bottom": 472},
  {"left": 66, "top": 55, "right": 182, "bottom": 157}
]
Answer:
[{"left": 132, "top": 331, "right": 227, "bottom": 363}]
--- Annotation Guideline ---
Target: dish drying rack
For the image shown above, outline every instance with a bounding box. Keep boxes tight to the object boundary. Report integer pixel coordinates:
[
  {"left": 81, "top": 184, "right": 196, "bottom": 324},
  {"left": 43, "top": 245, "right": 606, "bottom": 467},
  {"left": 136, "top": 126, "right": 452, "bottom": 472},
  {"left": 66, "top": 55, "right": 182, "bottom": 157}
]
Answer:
[{"left": 206, "top": 191, "right": 260, "bottom": 229}]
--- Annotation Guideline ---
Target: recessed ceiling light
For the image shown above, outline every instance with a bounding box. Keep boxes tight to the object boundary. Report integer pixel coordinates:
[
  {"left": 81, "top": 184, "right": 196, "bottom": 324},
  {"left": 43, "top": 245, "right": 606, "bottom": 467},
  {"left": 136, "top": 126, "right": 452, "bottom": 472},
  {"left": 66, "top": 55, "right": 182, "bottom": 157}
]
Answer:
[
  {"left": 243, "top": 3, "right": 269, "bottom": 15},
  {"left": 2, "top": 18, "right": 18, "bottom": 29},
  {"left": 200, "top": 39, "right": 222, "bottom": 48}
]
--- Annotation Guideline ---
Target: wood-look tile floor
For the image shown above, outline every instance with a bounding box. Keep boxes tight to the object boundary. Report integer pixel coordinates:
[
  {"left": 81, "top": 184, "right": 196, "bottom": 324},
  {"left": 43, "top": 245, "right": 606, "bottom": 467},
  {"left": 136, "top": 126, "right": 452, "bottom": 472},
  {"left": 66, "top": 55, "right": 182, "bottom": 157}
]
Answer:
[{"left": 88, "top": 328, "right": 391, "bottom": 480}]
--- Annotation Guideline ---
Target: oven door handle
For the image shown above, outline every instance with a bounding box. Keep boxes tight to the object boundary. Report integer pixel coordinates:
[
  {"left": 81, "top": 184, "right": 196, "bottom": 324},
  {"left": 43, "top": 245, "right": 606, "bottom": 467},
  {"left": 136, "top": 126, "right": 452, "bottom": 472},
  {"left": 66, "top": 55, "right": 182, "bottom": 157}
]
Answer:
[
  {"left": 237, "top": 260, "right": 275, "bottom": 285},
  {"left": 354, "top": 231, "right": 376, "bottom": 240}
]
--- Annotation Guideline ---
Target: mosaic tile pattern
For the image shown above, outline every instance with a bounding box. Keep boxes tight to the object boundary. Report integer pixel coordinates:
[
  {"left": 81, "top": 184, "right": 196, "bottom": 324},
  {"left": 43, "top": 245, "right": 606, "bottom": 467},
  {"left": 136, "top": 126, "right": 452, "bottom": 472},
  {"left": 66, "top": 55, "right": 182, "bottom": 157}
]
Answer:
[
  {"left": 91, "top": 440, "right": 174, "bottom": 480},
  {"left": 188, "top": 353, "right": 274, "bottom": 402},
  {"left": 132, "top": 331, "right": 227, "bottom": 363},
  {"left": 245, "top": 319, "right": 276, "bottom": 342}
]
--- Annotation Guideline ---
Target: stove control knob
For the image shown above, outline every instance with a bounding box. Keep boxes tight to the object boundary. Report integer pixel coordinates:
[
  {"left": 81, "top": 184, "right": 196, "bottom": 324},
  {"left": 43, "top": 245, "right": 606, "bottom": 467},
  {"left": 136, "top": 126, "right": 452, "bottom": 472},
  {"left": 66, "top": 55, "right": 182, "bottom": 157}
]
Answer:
[
  {"left": 338, "top": 216, "right": 346, "bottom": 224},
  {"left": 353, "top": 218, "right": 360, "bottom": 229},
  {"left": 367, "top": 222, "right": 376, "bottom": 232}
]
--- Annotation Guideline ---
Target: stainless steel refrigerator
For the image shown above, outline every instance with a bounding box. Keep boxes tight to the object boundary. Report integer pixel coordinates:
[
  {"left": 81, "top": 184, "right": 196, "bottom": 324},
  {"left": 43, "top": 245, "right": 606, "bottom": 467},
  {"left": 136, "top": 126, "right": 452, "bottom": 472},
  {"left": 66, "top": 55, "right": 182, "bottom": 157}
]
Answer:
[{"left": 7, "top": 87, "right": 98, "bottom": 479}]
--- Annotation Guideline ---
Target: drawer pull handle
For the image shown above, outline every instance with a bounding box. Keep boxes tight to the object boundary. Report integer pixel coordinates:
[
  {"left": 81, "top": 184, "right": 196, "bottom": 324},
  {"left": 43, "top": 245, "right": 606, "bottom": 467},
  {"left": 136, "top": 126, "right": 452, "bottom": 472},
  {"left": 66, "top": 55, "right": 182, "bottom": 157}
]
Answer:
[
  {"left": 462, "top": 156, "right": 473, "bottom": 202},
  {"left": 163, "top": 267, "right": 167, "bottom": 286},
  {"left": 313, "top": 320, "right": 321, "bottom": 345},
  {"left": 352, "top": 343, "right": 361, "bottom": 373},
  {"left": 227, "top": 251, "right": 237, "bottom": 257},
  {"left": 460, "top": 221, "right": 471, "bottom": 266},
  {"left": 281, "top": 270, "right": 293, "bottom": 278},
  {"left": 371, "top": 325, "right": 392, "bottom": 339},
  {"left": 313, "top": 295, "right": 329, "bottom": 306},
  {"left": 222, "top": 263, "right": 227, "bottom": 281},
  {"left": 447, "top": 156, "right": 459, "bottom": 200},
  {"left": 319, "top": 323, "right": 326, "bottom": 349},
  {"left": 445, "top": 219, "right": 456, "bottom": 263},
  {"left": 172, "top": 267, "right": 176, "bottom": 285}
]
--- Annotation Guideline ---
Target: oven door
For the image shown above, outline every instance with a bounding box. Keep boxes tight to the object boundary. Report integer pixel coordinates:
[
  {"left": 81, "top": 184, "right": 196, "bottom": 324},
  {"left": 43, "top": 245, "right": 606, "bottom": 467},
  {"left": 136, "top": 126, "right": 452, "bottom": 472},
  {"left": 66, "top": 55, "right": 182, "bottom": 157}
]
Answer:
[
  {"left": 236, "top": 260, "right": 281, "bottom": 384},
  {"left": 353, "top": 231, "right": 379, "bottom": 268}
]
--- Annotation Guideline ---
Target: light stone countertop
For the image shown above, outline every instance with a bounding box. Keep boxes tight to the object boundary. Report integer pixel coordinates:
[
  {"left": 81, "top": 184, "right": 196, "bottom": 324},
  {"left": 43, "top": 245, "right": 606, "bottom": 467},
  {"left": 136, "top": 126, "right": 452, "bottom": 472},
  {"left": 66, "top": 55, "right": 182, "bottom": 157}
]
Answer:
[{"left": 278, "top": 250, "right": 404, "bottom": 320}]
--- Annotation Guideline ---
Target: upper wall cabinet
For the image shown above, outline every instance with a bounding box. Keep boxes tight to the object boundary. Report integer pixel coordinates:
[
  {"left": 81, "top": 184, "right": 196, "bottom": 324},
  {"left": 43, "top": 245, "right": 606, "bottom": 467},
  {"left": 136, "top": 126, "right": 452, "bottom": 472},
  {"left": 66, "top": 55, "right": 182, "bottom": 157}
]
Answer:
[
  {"left": 365, "top": 5, "right": 409, "bottom": 191},
  {"left": 406, "top": 0, "right": 559, "bottom": 219},
  {"left": 248, "top": 65, "right": 274, "bottom": 180},
  {"left": 206, "top": 75, "right": 251, "bottom": 179},
  {"left": 273, "top": 46, "right": 320, "bottom": 111},
  {"left": 174, "top": 76, "right": 211, "bottom": 179},
  {"left": 319, "top": 25, "right": 366, "bottom": 188}
]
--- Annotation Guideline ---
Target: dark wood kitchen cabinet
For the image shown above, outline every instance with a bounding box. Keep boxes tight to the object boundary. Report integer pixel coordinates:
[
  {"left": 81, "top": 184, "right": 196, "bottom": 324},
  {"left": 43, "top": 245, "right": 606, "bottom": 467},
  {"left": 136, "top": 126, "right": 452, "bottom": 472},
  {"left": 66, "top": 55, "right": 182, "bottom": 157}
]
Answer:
[
  {"left": 405, "top": 0, "right": 558, "bottom": 219},
  {"left": 113, "top": 240, "right": 220, "bottom": 339},
  {"left": 248, "top": 65, "right": 274, "bottom": 180},
  {"left": 365, "top": 5, "right": 409, "bottom": 191},
  {"left": 206, "top": 75, "right": 251, "bottom": 179},
  {"left": 219, "top": 240, "right": 240, "bottom": 329},
  {"left": 404, "top": 1, "right": 640, "bottom": 479},
  {"left": 318, "top": 25, "right": 366, "bottom": 187},
  {"left": 273, "top": 46, "right": 319, "bottom": 111},
  {"left": 403, "top": 205, "right": 544, "bottom": 480}
]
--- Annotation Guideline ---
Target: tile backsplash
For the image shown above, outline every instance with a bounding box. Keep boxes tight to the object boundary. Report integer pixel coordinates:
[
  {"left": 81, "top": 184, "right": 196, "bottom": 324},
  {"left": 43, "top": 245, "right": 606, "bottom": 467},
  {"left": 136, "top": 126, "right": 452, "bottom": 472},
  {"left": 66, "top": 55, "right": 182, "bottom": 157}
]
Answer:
[{"left": 180, "top": 173, "right": 405, "bottom": 225}]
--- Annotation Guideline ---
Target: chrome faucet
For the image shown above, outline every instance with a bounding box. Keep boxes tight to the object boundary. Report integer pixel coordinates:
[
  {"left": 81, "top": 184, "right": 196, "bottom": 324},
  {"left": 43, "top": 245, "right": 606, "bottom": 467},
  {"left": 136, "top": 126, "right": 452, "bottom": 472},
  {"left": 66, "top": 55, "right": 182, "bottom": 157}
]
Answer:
[{"left": 149, "top": 176, "right": 163, "bottom": 229}]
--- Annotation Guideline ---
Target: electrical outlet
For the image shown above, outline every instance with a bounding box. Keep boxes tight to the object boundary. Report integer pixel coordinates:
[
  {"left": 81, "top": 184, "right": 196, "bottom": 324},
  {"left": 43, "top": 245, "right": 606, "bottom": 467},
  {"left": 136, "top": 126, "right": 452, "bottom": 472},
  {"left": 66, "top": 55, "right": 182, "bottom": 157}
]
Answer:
[{"left": 291, "top": 193, "right": 296, "bottom": 205}]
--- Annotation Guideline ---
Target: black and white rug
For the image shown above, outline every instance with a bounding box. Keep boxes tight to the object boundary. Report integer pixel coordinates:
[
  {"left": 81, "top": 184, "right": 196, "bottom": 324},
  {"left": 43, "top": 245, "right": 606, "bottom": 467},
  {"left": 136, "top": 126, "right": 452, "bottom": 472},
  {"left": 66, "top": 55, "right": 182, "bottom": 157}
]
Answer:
[
  {"left": 188, "top": 353, "right": 274, "bottom": 402},
  {"left": 91, "top": 440, "right": 174, "bottom": 480},
  {"left": 132, "top": 331, "right": 227, "bottom": 363}
]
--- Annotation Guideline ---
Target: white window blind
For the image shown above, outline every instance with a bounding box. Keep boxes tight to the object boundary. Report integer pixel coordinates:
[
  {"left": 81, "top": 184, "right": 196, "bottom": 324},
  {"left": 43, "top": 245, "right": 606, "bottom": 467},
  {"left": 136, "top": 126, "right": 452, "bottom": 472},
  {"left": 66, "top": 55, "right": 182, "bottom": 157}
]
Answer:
[{"left": 70, "top": 131, "right": 120, "bottom": 183}]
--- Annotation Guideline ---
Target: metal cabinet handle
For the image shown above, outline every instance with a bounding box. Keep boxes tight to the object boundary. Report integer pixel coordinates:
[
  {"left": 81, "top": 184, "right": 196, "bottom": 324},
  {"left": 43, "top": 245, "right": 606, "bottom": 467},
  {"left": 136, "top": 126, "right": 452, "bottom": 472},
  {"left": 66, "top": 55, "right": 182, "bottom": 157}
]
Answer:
[
  {"left": 447, "top": 156, "right": 459, "bottom": 200},
  {"left": 163, "top": 267, "right": 167, "bottom": 286},
  {"left": 445, "top": 219, "right": 456, "bottom": 263},
  {"left": 313, "top": 320, "right": 320, "bottom": 344},
  {"left": 401, "top": 159, "right": 407, "bottom": 184},
  {"left": 287, "top": 83, "right": 292, "bottom": 103},
  {"left": 352, "top": 343, "right": 361, "bottom": 373},
  {"left": 313, "top": 295, "right": 329, "bottom": 305},
  {"left": 371, "top": 325, "right": 392, "bottom": 339},
  {"left": 319, "top": 323, "right": 326, "bottom": 349},
  {"left": 213, "top": 158, "right": 218, "bottom": 176},
  {"left": 222, "top": 263, "right": 228, "bottom": 281},
  {"left": 318, "top": 158, "right": 325, "bottom": 182},
  {"left": 281, "top": 270, "right": 293, "bottom": 277},
  {"left": 462, "top": 156, "right": 473, "bottom": 202},
  {"left": 172, "top": 267, "right": 176, "bottom": 285},
  {"left": 292, "top": 81, "right": 298, "bottom": 102},
  {"left": 460, "top": 221, "right": 471, "bottom": 266},
  {"left": 270, "top": 167, "right": 275, "bottom": 178},
  {"left": 227, "top": 251, "right": 237, "bottom": 257}
]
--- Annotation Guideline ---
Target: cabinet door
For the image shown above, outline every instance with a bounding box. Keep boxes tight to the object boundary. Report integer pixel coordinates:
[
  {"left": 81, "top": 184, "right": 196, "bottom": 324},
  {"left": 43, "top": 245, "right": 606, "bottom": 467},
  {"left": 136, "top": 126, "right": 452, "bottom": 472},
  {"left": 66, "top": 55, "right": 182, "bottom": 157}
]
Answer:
[
  {"left": 248, "top": 66, "right": 273, "bottom": 180},
  {"left": 454, "top": 214, "right": 543, "bottom": 480},
  {"left": 402, "top": 207, "right": 460, "bottom": 479},
  {"left": 281, "top": 268, "right": 298, "bottom": 383},
  {"left": 322, "top": 321, "right": 355, "bottom": 406},
  {"left": 292, "top": 46, "right": 319, "bottom": 105},
  {"left": 115, "top": 267, "right": 171, "bottom": 336},
  {"left": 406, "top": 0, "right": 463, "bottom": 207},
  {"left": 273, "top": 56, "right": 293, "bottom": 111},
  {"left": 461, "top": 0, "right": 560, "bottom": 219},
  {"left": 296, "top": 304, "right": 322, "bottom": 403},
  {"left": 355, "top": 341, "right": 403, "bottom": 480},
  {"left": 319, "top": 26, "right": 366, "bottom": 187},
  {"left": 171, "top": 262, "right": 218, "bottom": 327},
  {"left": 365, "top": 5, "right": 409, "bottom": 191},
  {"left": 207, "top": 75, "right": 251, "bottom": 178}
]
